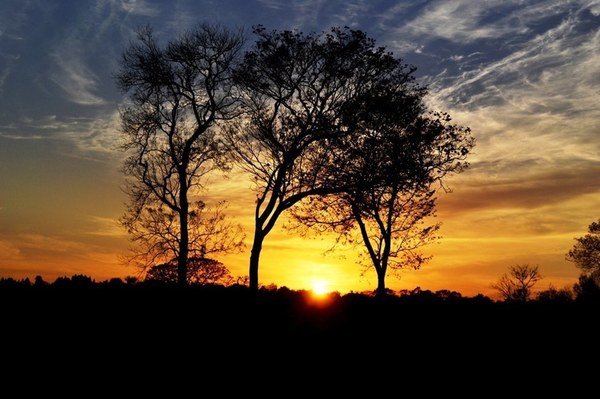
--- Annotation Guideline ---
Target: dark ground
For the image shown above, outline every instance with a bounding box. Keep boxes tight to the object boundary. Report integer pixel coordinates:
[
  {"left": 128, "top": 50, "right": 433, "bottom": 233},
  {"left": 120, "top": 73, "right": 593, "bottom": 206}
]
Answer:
[{"left": 1, "top": 278, "right": 598, "bottom": 391}]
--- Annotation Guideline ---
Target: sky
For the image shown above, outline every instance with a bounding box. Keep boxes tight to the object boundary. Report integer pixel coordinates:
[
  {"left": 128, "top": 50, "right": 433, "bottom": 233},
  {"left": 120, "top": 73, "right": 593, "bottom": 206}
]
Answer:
[{"left": 0, "top": 0, "right": 599, "bottom": 297}]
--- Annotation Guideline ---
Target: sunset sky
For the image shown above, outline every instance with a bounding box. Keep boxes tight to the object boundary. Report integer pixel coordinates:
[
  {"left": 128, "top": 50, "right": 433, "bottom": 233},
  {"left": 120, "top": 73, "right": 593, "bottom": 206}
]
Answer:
[{"left": 1, "top": 0, "right": 599, "bottom": 297}]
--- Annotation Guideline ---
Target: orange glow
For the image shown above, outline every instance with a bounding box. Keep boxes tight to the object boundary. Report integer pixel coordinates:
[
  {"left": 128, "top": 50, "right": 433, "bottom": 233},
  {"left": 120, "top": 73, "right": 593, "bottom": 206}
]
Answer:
[{"left": 311, "top": 279, "right": 330, "bottom": 296}]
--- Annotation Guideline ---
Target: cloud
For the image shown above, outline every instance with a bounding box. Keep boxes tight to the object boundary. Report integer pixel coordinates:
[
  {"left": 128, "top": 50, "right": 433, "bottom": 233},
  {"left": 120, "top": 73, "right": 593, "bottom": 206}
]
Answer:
[
  {"left": 441, "top": 164, "right": 600, "bottom": 214},
  {"left": 0, "top": 132, "right": 44, "bottom": 140},
  {"left": 328, "top": 0, "right": 371, "bottom": 28},
  {"left": 0, "top": 239, "right": 22, "bottom": 261},
  {"left": 0, "top": 2, "right": 27, "bottom": 93},
  {"left": 17, "top": 233, "right": 90, "bottom": 253},
  {"left": 50, "top": 45, "right": 105, "bottom": 106},
  {"left": 86, "top": 216, "right": 127, "bottom": 237},
  {"left": 256, "top": 0, "right": 286, "bottom": 10},
  {"left": 0, "top": 111, "right": 124, "bottom": 165},
  {"left": 393, "top": 0, "right": 590, "bottom": 45},
  {"left": 101, "top": 0, "right": 158, "bottom": 16},
  {"left": 429, "top": 7, "right": 600, "bottom": 110},
  {"left": 415, "top": 1, "right": 600, "bottom": 216},
  {"left": 403, "top": 0, "right": 518, "bottom": 43},
  {"left": 254, "top": 0, "right": 339, "bottom": 30},
  {"left": 0, "top": 53, "right": 20, "bottom": 94},
  {"left": 57, "top": 111, "right": 124, "bottom": 156}
]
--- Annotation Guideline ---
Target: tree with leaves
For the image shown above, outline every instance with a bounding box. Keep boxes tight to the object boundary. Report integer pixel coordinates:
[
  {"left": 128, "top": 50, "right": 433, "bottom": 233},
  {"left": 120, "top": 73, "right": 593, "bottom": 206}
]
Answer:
[
  {"left": 492, "top": 264, "right": 542, "bottom": 302},
  {"left": 289, "top": 50, "right": 472, "bottom": 295},
  {"left": 145, "top": 256, "right": 233, "bottom": 285},
  {"left": 116, "top": 24, "right": 245, "bottom": 284},
  {"left": 567, "top": 219, "right": 600, "bottom": 282},
  {"left": 228, "top": 26, "right": 445, "bottom": 290}
]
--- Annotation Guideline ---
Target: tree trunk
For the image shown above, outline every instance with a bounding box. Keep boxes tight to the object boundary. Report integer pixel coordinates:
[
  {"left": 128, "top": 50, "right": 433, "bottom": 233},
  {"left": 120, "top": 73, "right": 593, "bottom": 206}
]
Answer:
[
  {"left": 375, "top": 266, "right": 387, "bottom": 297},
  {"left": 178, "top": 210, "right": 189, "bottom": 286},
  {"left": 249, "top": 229, "right": 264, "bottom": 291},
  {"left": 178, "top": 174, "right": 189, "bottom": 286}
]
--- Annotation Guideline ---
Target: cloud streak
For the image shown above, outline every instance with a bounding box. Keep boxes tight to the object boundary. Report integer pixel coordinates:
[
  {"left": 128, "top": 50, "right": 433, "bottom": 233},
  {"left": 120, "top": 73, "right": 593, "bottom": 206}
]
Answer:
[
  {"left": 50, "top": 43, "right": 106, "bottom": 106},
  {"left": 442, "top": 163, "right": 600, "bottom": 214},
  {"left": 0, "top": 111, "right": 123, "bottom": 164}
]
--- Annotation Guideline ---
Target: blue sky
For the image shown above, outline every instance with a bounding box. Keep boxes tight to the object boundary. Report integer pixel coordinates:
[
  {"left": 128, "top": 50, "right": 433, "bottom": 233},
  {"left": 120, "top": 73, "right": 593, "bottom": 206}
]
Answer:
[{"left": 1, "top": 0, "right": 599, "bottom": 295}]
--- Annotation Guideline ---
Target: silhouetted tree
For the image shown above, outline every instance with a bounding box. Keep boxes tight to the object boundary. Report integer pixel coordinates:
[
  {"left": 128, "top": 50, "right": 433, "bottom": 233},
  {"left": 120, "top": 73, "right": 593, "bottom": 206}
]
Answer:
[
  {"left": 492, "top": 264, "right": 542, "bottom": 302},
  {"left": 34, "top": 275, "right": 47, "bottom": 287},
  {"left": 145, "top": 256, "right": 233, "bottom": 285},
  {"left": 536, "top": 285, "right": 573, "bottom": 303},
  {"left": 116, "top": 24, "right": 245, "bottom": 284},
  {"left": 122, "top": 199, "right": 244, "bottom": 275},
  {"left": 124, "top": 276, "right": 139, "bottom": 285},
  {"left": 573, "top": 274, "right": 600, "bottom": 302},
  {"left": 289, "top": 61, "right": 473, "bottom": 296},
  {"left": 567, "top": 219, "right": 600, "bottom": 283},
  {"left": 227, "top": 26, "right": 448, "bottom": 290}
]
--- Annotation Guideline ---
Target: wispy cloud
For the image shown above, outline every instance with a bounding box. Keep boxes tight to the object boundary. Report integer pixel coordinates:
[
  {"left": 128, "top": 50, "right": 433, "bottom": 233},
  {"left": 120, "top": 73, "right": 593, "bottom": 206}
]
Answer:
[
  {"left": 57, "top": 111, "right": 124, "bottom": 156},
  {"left": 18, "top": 233, "right": 90, "bottom": 253},
  {"left": 429, "top": 8, "right": 599, "bottom": 108},
  {"left": 419, "top": 2, "right": 600, "bottom": 186},
  {"left": 442, "top": 163, "right": 600, "bottom": 214},
  {"left": 403, "top": 0, "right": 518, "bottom": 43},
  {"left": 0, "top": 111, "right": 123, "bottom": 158},
  {"left": 103, "top": 0, "right": 158, "bottom": 17},
  {"left": 0, "top": 3, "right": 27, "bottom": 93},
  {"left": 0, "top": 238, "right": 22, "bottom": 261},
  {"left": 0, "top": 132, "right": 44, "bottom": 140},
  {"left": 328, "top": 0, "right": 370, "bottom": 28},
  {"left": 394, "top": 0, "right": 587, "bottom": 45},
  {"left": 50, "top": 44, "right": 105, "bottom": 106},
  {"left": 86, "top": 216, "right": 127, "bottom": 237},
  {"left": 256, "top": 0, "right": 287, "bottom": 10}
]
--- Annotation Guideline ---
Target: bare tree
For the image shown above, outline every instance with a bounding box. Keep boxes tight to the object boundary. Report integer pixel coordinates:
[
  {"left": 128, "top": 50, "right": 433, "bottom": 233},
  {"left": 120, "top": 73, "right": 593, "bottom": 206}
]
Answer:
[
  {"left": 492, "top": 264, "right": 542, "bottom": 302},
  {"left": 567, "top": 219, "right": 600, "bottom": 282},
  {"left": 227, "top": 26, "right": 438, "bottom": 290},
  {"left": 116, "top": 24, "right": 245, "bottom": 284}
]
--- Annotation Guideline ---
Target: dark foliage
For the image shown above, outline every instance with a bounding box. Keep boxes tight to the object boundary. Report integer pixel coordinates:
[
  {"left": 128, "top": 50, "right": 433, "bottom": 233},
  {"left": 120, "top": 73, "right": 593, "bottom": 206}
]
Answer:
[
  {"left": 567, "top": 218, "right": 600, "bottom": 281},
  {"left": 145, "top": 256, "right": 233, "bottom": 285}
]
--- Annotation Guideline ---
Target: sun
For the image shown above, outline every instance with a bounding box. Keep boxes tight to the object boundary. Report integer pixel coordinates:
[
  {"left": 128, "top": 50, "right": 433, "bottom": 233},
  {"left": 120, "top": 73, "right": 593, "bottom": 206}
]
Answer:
[{"left": 311, "top": 280, "right": 330, "bottom": 296}]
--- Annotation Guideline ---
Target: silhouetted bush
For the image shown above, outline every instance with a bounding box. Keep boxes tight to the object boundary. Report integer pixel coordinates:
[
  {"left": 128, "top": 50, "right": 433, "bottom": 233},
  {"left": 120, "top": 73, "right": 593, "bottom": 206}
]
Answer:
[
  {"left": 537, "top": 286, "right": 574, "bottom": 304},
  {"left": 574, "top": 275, "right": 600, "bottom": 302}
]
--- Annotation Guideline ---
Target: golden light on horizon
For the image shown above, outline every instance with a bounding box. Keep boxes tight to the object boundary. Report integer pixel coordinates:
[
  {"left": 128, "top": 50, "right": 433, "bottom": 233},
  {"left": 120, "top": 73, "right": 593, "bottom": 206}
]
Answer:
[{"left": 311, "top": 279, "right": 330, "bottom": 296}]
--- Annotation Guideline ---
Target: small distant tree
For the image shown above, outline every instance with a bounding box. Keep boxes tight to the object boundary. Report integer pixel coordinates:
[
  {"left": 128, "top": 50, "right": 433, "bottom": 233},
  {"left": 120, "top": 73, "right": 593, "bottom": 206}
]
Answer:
[
  {"left": 492, "top": 264, "right": 542, "bottom": 302},
  {"left": 146, "top": 256, "right": 233, "bottom": 285},
  {"left": 567, "top": 219, "right": 600, "bottom": 283}
]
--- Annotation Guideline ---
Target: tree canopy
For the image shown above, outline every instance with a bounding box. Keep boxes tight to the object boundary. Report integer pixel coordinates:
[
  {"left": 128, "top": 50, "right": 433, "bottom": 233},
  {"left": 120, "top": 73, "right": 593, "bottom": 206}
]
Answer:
[{"left": 567, "top": 219, "right": 600, "bottom": 282}]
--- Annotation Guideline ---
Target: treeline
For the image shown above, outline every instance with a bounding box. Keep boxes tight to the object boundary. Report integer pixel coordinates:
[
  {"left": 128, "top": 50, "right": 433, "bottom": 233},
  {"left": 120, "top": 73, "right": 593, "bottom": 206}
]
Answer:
[
  {"left": 3, "top": 274, "right": 599, "bottom": 368},
  {"left": 2, "top": 274, "right": 599, "bottom": 305}
]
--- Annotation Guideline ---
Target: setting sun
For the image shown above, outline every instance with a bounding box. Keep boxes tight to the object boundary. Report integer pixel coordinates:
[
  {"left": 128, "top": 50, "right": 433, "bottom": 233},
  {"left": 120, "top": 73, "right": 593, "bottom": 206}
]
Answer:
[{"left": 311, "top": 280, "right": 330, "bottom": 296}]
